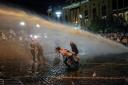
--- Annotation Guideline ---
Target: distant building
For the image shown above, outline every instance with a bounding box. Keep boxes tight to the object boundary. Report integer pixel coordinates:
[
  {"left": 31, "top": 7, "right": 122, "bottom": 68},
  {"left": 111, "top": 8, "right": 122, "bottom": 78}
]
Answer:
[
  {"left": 62, "top": 0, "right": 128, "bottom": 30},
  {"left": 112, "top": 0, "right": 128, "bottom": 22},
  {"left": 47, "top": 6, "right": 64, "bottom": 22}
]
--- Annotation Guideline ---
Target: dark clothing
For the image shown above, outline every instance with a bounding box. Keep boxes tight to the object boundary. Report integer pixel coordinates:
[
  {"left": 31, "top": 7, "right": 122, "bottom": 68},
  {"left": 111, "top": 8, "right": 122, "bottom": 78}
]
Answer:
[
  {"left": 64, "top": 55, "right": 79, "bottom": 70},
  {"left": 30, "top": 43, "right": 36, "bottom": 62},
  {"left": 64, "top": 57, "right": 70, "bottom": 68},
  {"left": 70, "top": 42, "right": 79, "bottom": 55},
  {"left": 30, "top": 42, "right": 44, "bottom": 62}
]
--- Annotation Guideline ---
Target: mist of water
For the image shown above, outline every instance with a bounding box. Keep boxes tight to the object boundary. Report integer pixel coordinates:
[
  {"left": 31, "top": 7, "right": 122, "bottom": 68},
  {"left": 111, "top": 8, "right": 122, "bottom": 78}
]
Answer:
[{"left": 0, "top": 6, "right": 127, "bottom": 61}]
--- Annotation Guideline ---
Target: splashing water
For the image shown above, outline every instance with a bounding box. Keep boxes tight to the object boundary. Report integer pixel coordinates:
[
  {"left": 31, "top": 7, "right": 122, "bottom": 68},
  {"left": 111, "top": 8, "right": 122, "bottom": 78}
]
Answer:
[
  {"left": 0, "top": 6, "right": 127, "bottom": 62},
  {"left": 0, "top": 5, "right": 128, "bottom": 78}
]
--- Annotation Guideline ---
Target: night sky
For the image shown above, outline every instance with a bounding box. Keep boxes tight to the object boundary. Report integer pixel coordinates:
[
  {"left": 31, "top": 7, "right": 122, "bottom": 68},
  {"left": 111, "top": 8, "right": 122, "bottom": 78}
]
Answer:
[{"left": 0, "top": 0, "right": 67, "bottom": 15}]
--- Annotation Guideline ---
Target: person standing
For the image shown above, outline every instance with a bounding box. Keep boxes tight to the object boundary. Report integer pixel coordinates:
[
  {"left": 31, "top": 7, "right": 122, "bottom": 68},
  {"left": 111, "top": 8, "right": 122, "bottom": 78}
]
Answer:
[{"left": 30, "top": 40, "right": 37, "bottom": 62}]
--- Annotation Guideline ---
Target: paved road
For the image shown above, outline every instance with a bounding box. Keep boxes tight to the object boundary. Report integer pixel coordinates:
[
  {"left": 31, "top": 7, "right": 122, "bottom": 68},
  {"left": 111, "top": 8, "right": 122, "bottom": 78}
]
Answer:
[{"left": 19, "top": 62, "right": 128, "bottom": 85}]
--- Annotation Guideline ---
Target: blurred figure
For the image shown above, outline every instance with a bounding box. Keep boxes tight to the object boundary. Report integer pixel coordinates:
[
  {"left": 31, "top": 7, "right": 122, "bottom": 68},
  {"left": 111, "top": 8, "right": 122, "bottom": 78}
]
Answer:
[
  {"left": 35, "top": 42, "right": 45, "bottom": 64},
  {"left": 30, "top": 40, "right": 37, "bottom": 62},
  {"left": 1, "top": 32, "right": 7, "bottom": 40},
  {"left": 30, "top": 40, "right": 45, "bottom": 74},
  {"left": 9, "top": 29, "right": 16, "bottom": 40},
  {"left": 30, "top": 40, "right": 44, "bottom": 63}
]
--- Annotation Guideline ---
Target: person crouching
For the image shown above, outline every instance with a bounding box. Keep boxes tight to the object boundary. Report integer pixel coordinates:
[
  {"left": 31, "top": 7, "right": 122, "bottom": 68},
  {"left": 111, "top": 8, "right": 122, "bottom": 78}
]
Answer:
[{"left": 56, "top": 47, "right": 79, "bottom": 70}]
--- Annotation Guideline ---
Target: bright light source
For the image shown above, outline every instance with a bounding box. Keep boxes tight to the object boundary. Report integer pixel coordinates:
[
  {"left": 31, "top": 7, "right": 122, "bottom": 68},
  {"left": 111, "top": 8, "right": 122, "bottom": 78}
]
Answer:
[
  {"left": 20, "top": 21, "right": 26, "bottom": 26},
  {"left": 30, "top": 34, "right": 40, "bottom": 39},
  {"left": 55, "top": 11, "right": 62, "bottom": 18},
  {"left": 34, "top": 35, "right": 38, "bottom": 39},
  {"left": 75, "top": 21, "right": 78, "bottom": 24},
  {"left": 36, "top": 24, "right": 40, "bottom": 28},
  {"left": 55, "top": 11, "right": 62, "bottom": 15},
  {"left": 79, "top": 14, "right": 82, "bottom": 18}
]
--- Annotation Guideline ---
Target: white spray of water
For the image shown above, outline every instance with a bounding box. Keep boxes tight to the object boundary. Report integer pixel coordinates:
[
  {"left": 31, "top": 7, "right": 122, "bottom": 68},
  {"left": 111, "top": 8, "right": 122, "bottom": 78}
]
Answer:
[{"left": 0, "top": 6, "right": 127, "bottom": 61}]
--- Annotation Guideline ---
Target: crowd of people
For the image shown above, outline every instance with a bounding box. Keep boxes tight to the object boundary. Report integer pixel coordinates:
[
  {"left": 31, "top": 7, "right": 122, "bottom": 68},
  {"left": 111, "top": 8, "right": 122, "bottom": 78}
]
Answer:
[
  {"left": 101, "top": 33, "right": 128, "bottom": 46},
  {"left": 0, "top": 29, "right": 29, "bottom": 41}
]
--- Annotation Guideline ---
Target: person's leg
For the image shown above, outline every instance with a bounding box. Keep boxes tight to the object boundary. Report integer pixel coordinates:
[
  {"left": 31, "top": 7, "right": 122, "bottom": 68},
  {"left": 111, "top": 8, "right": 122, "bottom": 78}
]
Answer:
[
  {"left": 37, "top": 53, "right": 41, "bottom": 63},
  {"left": 31, "top": 50, "right": 36, "bottom": 62},
  {"left": 74, "top": 61, "right": 79, "bottom": 70},
  {"left": 64, "top": 57, "right": 70, "bottom": 68}
]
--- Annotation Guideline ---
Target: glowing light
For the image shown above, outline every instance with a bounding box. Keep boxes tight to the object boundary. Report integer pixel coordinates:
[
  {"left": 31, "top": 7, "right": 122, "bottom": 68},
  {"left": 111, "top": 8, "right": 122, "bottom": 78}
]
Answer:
[
  {"left": 79, "top": 14, "right": 82, "bottom": 18},
  {"left": 55, "top": 11, "right": 62, "bottom": 18},
  {"left": 30, "top": 34, "right": 40, "bottom": 39},
  {"left": 20, "top": 21, "right": 26, "bottom": 26},
  {"left": 34, "top": 35, "right": 38, "bottom": 39},
  {"left": 55, "top": 11, "right": 62, "bottom": 15},
  {"left": 36, "top": 24, "right": 40, "bottom": 28}
]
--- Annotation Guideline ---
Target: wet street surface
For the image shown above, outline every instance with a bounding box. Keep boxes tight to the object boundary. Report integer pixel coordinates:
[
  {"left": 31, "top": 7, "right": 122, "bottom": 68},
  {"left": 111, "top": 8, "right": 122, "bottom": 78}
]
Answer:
[
  {"left": 0, "top": 53, "right": 128, "bottom": 85},
  {"left": 1, "top": 59, "right": 128, "bottom": 85},
  {"left": 20, "top": 62, "right": 128, "bottom": 85},
  {"left": 0, "top": 40, "right": 127, "bottom": 85},
  {"left": 21, "top": 64, "right": 68, "bottom": 85}
]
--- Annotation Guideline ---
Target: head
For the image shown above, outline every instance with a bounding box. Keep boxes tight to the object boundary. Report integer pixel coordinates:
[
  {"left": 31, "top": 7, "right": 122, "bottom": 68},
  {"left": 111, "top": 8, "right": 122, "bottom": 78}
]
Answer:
[{"left": 56, "top": 47, "right": 61, "bottom": 52}]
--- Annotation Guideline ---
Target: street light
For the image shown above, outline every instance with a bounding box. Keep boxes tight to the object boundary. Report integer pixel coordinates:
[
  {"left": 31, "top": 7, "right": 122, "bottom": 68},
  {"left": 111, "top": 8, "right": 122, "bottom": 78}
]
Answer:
[
  {"left": 34, "top": 35, "right": 38, "bottom": 39},
  {"left": 55, "top": 11, "right": 62, "bottom": 18}
]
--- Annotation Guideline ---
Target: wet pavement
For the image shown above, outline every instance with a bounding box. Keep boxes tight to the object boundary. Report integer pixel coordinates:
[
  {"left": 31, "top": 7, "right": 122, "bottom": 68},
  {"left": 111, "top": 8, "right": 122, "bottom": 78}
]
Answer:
[
  {"left": 21, "top": 53, "right": 128, "bottom": 85},
  {"left": 21, "top": 64, "right": 67, "bottom": 85},
  {"left": 20, "top": 62, "right": 128, "bottom": 85}
]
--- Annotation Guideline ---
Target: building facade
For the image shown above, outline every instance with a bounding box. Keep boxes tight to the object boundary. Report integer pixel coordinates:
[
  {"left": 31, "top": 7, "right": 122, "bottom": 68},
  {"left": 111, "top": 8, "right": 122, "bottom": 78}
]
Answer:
[
  {"left": 62, "top": 0, "right": 128, "bottom": 30},
  {"left": 112, "top": 0, "right": 128, "bottom": 22}
]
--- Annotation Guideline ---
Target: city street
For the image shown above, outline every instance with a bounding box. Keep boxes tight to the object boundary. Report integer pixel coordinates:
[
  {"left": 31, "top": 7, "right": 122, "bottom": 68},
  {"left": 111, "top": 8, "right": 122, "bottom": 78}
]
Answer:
[{"left": 0, "top": 6, "right": 128, "bottom": 85}]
